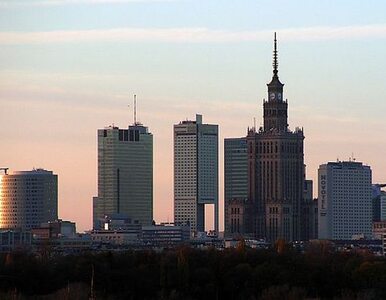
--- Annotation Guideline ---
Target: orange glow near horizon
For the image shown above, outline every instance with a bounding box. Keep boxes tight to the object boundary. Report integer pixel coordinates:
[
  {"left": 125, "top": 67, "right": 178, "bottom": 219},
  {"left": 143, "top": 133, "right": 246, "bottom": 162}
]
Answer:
[{"left": 0, "top": 175, "right": 3, "bottom": 226}]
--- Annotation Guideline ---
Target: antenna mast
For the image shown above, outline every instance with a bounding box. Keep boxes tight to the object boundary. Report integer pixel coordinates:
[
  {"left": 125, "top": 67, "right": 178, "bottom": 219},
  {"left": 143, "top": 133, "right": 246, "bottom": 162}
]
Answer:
[
  {"left": 134, "top": 94, "right": 137, "bottom": 125},
  {"left": 273, "top": 32, "right": 278, "bottom": 74}
]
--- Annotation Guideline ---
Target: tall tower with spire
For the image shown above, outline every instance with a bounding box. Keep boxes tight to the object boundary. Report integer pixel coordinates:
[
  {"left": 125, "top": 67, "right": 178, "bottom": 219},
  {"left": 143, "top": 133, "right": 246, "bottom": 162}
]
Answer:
[{"left": 244, "top": 33, "right": 305, "bottom": 242}]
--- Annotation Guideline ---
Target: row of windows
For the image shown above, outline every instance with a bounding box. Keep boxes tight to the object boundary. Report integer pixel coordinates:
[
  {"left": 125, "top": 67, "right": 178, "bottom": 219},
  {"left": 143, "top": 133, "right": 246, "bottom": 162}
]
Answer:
[
  {"left": 230, "top": 218, "right": 241, "bottom": 233},
  {"left": 230, "top": 207, "right": 241, "bottom": 214},
  {"left": 249, "top": 141, "right": 302, "bottom": 155}
]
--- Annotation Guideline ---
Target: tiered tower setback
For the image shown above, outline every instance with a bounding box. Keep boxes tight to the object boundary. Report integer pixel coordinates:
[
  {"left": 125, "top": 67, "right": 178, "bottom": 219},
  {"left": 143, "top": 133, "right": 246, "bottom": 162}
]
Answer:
[{"left": 246, "top": 33, "right": 305, "bottom": 242}]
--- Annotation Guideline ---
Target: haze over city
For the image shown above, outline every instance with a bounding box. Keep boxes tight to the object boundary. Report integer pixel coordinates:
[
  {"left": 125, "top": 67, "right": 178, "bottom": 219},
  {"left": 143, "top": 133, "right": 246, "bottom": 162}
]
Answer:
[{"left": 1, "top": 0, "right": 386, "bottom": 232}]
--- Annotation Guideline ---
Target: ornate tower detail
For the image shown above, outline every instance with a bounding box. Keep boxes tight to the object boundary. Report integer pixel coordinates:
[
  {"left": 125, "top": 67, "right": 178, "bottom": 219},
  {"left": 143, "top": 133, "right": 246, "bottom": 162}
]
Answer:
[
  {"left": 264, "top": 32, "right": 288, "bottom": 132},
  {"left": 246, "top": 33, "right": 305, "bottom": 242}
]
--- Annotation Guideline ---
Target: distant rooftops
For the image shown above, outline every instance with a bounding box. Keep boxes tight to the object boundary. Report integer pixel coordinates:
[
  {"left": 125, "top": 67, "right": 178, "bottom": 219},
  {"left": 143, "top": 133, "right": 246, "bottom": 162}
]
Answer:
[
  {"left": 323, "top": 160, "right": 368, "bottom": 169},
  {"left": 179, "top": 114, "right": 203, "bottom": 125},
  {"left": 104, "top": 123, "right": 149, "bottom": 134},
  {"left": 13, "top": 169, "right": 54, "bottom": 175}
]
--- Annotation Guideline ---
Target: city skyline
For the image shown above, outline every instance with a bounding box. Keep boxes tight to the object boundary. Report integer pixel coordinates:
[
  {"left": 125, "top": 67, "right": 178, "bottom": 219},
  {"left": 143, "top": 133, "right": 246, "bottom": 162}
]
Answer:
[{"left": 1, "top": 0, "right": 386, "bottom": 231}]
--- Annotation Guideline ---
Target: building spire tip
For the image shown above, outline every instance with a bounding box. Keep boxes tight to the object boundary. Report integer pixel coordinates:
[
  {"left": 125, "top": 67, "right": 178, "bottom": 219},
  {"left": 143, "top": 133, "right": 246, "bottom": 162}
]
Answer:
[{"left": 273, "top": 32, "right": 278, "bottom": 74}]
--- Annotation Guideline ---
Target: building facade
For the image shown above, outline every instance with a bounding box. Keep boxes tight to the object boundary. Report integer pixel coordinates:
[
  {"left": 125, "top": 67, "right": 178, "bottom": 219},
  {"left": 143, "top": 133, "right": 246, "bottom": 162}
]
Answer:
[
  {"left": 224, "top": 138, "right": 248, "bottom": 237},
  {"left": 318, "top": 161, "right": 372, "bottom": 240},
  {"left": 373, "top": 221, "right": 386, "bottom": 240},
  {"left": 372, "top": 184, "right": 386, "bottom": 221},
  {"left": 0, "top": 230, "right": 32, "bottom": 252},
  {"left": 93, "top": 123, "right": 153, "bottom": 229},
  {"left": 32, "top": 219, "right": 76, "bottom": 239},
  {"left": 246, "top": 34, "right": 305, "bottom": 242},
  {"left": 174, "top": 114, "right": 219, "bottom": 233},
  {"left": 142, "top": 223, "right": 191, "bottom": 247},
  {"left": 300, "top": 180, "right": 318, "bottom": 240},
  {"left": 0, "top": 169, "right": 58, "bottom": 230}
]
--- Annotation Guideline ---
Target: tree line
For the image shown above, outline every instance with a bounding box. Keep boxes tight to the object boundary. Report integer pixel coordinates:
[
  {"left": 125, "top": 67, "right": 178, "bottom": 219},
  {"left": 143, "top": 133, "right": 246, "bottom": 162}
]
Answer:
[{"left": 0, "top": 243, "right": 386, "bottom": 299}]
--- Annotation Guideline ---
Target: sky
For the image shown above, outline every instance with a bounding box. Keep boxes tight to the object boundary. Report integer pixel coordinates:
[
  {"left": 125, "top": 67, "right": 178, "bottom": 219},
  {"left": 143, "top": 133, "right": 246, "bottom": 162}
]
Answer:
[{"left": 1, "top": 0, "right": 386, "bottom": 232}]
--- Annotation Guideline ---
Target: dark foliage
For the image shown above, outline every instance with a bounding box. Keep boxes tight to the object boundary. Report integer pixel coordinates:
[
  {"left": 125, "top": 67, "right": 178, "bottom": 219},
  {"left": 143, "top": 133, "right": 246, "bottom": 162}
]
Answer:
[{"left": 1, "top": 246, "right": 386, "bottom": 299}]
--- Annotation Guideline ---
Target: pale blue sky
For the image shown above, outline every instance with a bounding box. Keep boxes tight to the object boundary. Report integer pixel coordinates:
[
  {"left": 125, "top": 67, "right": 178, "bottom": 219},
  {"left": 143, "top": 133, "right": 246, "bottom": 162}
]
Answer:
[
  {"left": 1, "top": 0, "right": 385, "bottom": 231},
  {"left": 1, "top": 0, "right": 386, "bottom": 30}
]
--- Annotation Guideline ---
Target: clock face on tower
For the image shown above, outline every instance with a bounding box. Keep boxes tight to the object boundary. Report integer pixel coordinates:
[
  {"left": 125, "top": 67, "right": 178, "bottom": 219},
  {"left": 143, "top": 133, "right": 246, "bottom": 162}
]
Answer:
[
  {"left": 277, "top": 93, "right": 282, "bottom": 100},
  {"left": 270, "top": 92, "right": 275, "bottom": 100}
]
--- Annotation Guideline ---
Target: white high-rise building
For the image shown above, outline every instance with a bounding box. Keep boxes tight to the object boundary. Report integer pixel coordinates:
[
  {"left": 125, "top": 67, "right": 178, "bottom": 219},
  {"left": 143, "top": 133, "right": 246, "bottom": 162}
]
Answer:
[
  {"left": 380, "top": 193, "right": 386, "bottom": 221},
  {"left": 0, "top": 169, "right": 58, "bottom": 230},
  {"left": 93, "top": 123, "right": 153, "bottom": 229},
  {"left": 318, "top": 161, "right": 372, "bottom": 240},
  {"left": 174, "top": 114, "right": 219, "bottom": 233}
]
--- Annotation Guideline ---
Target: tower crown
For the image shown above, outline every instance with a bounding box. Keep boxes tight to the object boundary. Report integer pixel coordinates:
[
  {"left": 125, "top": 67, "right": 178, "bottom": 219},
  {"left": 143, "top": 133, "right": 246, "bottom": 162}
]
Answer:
[
  {"left": 267, "top": 32, "right": 284, "bottom": 96},
  {"left": 264, "top": 33, "right": 288, "bottom": 132}
]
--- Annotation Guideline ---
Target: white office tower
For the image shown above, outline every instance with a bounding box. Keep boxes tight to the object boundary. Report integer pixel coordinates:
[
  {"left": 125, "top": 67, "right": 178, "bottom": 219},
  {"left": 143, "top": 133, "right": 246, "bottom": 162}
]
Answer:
[
  {"left": 318, "top": 161, "right": 372, "bottom": 240},
  {"left": 0, "top": 169, "right": 58, "bottom": 230},
  {"left": 174, "top": 114, "right": 219, "bottom": 234},
  {"left": 93, "top": 123, "right": 153, "bottom": 229}
]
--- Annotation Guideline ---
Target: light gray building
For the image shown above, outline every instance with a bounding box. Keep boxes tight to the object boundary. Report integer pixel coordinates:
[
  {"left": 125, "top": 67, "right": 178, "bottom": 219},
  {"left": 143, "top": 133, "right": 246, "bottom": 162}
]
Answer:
[
  {"left": 318, "top": 161, "right": 372, "bottom": 240},
  {"left": 174, "top": 114, "right": 219, "bottom": 234},
  {"left": 93, "top": 123, "right": 153, "bottom": 229},
  {"left": 224, "top": 137, "right": 248, "bottom": 237},
  {"left": 0, "top": 169, "right": 58, "bottom": 230},
  {"left": 142, "top": 222, "right": 191, "bottom": 247}
]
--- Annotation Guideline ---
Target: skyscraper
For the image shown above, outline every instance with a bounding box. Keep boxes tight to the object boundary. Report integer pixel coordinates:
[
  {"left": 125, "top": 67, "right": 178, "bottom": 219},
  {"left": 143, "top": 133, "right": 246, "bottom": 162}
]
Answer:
[
  {"left": 318, "top": 161, "right": 372, "bottom": 240},
  {"left": 246, "top": 33, "right": 305, "bottom": 242},
  {"left": 174, "top": 114, "right": 219, "bottom": 233},
  {"left": 0, "top": 169, "right": 58, "bottom": 230},
  {"left": 93, "top": 121, "right": 153, "bottom": 229},
  {"left": 372, "top": 184, "right": 386, "bottom": 222},
  {"left": 224, "top": 138, "right": 248, "bottom": 237}
]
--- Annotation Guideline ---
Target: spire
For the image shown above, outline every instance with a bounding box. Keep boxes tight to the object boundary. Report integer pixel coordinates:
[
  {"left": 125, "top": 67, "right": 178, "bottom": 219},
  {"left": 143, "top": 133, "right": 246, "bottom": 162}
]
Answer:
[
  {"left": 273, "top": 32, "right": 278, "bottom": 76},
  {"left": 267, "top": 32, "right": 284, "bottom": 91}
]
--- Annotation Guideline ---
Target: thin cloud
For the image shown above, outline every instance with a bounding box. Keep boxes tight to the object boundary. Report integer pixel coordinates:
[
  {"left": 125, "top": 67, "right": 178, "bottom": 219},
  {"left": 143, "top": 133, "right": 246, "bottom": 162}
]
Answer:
[
  {"left": 0, "top": 0, "right": 176, "bottom": 7},
  {"left": 0, "top": 25, "right": 386, "bottom": 45}
]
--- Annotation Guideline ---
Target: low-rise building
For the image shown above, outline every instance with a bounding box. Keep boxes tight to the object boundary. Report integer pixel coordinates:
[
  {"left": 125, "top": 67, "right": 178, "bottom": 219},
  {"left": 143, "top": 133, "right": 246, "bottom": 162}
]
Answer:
[
  {"left": 90, "top": 229, "right": 141, "bottom": 246},
  {"left": 101, "top": 214, "right": 142, "bottom": 231},
  {"left": 373, "top": 221, "right": 386, "bottom": 240},
  {"left": 32, "top": 219, "right": 76, "bottom": 239},
  {"left": 0, "top": 230, "right": 32, "bottom": 252},
  {"left": 383, "top": 233, "right": 386, "bottom": 256},
  {"left": 142, "top": 223, "right": 190, "bottom": 247}
]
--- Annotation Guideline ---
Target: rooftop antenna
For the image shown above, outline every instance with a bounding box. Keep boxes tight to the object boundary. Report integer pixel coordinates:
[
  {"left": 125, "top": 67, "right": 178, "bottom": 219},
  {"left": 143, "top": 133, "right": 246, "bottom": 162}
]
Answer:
[
  {"left": 133, "top": 94, "right": 137, "bottom": 125},
  {"left": 253, "top": 117, "right": 256, "bottom": 131},
  {"left": 273, "top": 32, "right": 278, "bottom": 75}
]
